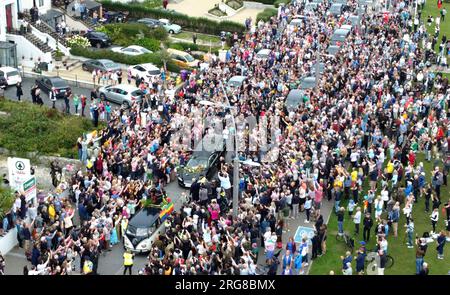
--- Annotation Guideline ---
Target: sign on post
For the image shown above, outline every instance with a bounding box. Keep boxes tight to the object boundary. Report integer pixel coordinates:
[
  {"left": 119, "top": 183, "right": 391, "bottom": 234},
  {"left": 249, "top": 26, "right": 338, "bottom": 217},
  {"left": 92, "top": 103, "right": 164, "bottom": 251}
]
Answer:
[
  {"left": 22, "top": 176, "right": 37, "bottom": 203},
  {"left": 7, "top": 157, "right": 31, "bottom": 190}
]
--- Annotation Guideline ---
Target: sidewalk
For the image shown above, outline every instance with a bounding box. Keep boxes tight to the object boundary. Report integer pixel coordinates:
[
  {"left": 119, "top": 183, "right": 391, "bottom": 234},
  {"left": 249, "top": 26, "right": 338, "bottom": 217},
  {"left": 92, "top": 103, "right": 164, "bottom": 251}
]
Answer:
[{"left": 255, "top": 198, "right": 334, "bottom": 275}]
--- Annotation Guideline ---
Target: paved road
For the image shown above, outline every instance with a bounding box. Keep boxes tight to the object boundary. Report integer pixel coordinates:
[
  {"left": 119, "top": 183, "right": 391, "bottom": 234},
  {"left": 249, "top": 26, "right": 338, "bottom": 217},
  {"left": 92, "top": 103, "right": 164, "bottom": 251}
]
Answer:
[
  {"left": 3, "top": 77, "right": 123, "bottom": 115},
  {"left": 3, "top": 180, "right": 189, "bottom": 275}
]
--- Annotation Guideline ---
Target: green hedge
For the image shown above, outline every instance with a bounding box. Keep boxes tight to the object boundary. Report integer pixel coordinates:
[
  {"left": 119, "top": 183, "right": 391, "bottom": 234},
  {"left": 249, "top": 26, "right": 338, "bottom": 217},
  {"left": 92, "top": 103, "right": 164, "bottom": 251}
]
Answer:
[
  {"left": 165, "top": 41, "right": 221, "bottom": 55},
  {"left": 0, "top": 100, "right": 102, "bottom": 158},
  {"left": 135, "top": 38, "right": 161, "bottom": 52},
  {"left": 98, "top": 23, "right": 168, "bottom": 46},
  {"left": 274, "top": 0, "right": 290, "bottom": 7},
  {"left": 256, "top": 8, "right": 278, "bottom": 22},
  {"left": 70, "top": 46, "right": 180, "bottom": 72},
  {"left": 100, "top": 0, "right": 246, "bottom": 35}
]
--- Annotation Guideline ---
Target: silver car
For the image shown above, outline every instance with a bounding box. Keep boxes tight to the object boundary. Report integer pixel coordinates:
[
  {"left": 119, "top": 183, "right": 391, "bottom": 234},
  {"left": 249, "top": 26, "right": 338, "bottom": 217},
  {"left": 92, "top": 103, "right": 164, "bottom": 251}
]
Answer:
[{"left": 99, "top": 84, "right": 143, "bottom": 107}]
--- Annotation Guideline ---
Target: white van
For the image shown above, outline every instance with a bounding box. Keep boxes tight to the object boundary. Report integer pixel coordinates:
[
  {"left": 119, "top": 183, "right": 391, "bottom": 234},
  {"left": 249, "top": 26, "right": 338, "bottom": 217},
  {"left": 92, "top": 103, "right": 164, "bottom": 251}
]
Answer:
[
  {"left": 0, "top": 67, "right": 22, "bottom": 87},
  {"left": 123, "top": 207, "right": 166, "bottom": 253}
]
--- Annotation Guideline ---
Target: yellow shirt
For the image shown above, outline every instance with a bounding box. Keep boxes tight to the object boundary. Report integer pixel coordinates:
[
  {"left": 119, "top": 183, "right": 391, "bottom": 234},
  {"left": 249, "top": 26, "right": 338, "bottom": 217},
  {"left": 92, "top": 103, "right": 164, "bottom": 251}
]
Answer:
[
  {"left": 351, "top": 171, "right": 358, "bottom": 182},
  {"left": 48, "top": 205, "right": 56, "bottom": 219},
  {"left": 124, "top": 252, "right": 133, "bottom": 266},
  {"left": 386, "top": 162, "right": 394, "bottom": 174}
]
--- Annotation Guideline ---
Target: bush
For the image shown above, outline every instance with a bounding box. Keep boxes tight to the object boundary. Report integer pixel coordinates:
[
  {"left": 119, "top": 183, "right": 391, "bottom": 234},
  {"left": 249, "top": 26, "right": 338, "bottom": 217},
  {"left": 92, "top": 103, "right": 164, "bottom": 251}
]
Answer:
[
  {"left": 70, "top": 46, "right": 180, "bottom": 72},
  {"left": 0, "top": 100, "right": 102, "bottom": 158},
  {"left": 135, "top": 38, "right": 161, "bottom": 52},
  {"left": 66, "top": 35, "right": 91, "bottom": 48},
  {"left": 274, "top": 0, "right": 290, "bottom": 7},
  {"left": 0, "top": 178, "right": 14, "bottom": 220},
  {"left": 256, "top": 8, "right": 278, "bottom": 22},
  {"left": 165, "top": 41, "right": 221, "bottom": 55},
  {"left": 99, "top": 0, "right": 246, "bottom": 35},
  {"left": 226, "top": 0, "right": 244, "bottom": 10}
]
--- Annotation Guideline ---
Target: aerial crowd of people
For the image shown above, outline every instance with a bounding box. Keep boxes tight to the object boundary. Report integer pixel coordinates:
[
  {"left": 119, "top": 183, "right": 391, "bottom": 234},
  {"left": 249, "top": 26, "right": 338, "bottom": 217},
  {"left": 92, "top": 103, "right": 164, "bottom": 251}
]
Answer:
[{"left": 0, "top": 0, "right": 449, "bottom": 276}]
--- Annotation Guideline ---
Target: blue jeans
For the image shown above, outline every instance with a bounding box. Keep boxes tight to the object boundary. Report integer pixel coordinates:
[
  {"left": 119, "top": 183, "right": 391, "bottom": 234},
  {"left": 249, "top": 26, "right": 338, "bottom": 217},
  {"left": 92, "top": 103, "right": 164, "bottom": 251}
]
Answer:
[
  {"left": 415, "top": 257, "right": 424, "bottom": 274},
  {"left": 338, "top": 221, "right": 344, "bottom": 234},
  {"left": 2, "top": 217, "right": 8, "bottom": 232},
  {"left": 407, "top": 231, "right": 414, "bottom": 246},
  {"left": 335, "top": 200, "right": 341, "bottom": 213}
]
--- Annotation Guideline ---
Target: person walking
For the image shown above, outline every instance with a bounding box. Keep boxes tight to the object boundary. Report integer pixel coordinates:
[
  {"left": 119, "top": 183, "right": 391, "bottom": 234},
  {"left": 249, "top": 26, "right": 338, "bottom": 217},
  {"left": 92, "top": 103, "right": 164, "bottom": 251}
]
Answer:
[
  {"left": 64, "top": 92, "right": 71, "bottom": 114},
  {"left": 30, "top": 84, "right": 37, "bottom": 104},
  {"left": 163, "top": 0, "right": 168, "bottom": 9},
  {"left": 16, "top": 82, "right": 23, "bottom": 101},
  {"left": 123, "top": 250, "right": 134, "bottom": 275}
]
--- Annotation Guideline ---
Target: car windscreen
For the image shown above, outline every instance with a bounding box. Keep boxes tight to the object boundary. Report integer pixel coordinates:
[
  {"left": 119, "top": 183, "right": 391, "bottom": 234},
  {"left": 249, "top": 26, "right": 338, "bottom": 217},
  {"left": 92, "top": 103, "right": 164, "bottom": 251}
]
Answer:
[
  {"left": 104, "top": 62, "right": 117, "bottom": 69},
  {"left": 186, "top": 156, "right": 208, "bottom": 169},
  {"left": 148, "top": 70, "right": 161, "bottom": 76},
  {"left": 52, "top": 79, "right": 67, "bottom": 88},
  {"left": 6, "top": 70, "right": 19, "bottom": 77},
  {"left": 185, "top": 54, "right": 195, "bottom": 62}
]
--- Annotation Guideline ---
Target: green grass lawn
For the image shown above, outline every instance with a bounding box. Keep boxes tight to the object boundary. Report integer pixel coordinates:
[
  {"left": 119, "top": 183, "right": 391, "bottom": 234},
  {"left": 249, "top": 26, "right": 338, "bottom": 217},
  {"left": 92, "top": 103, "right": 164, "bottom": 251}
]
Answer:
[
  {"left": 176, "top": 31, "right": 221, "bottom": 44},
  {"left": 420, "top": 0, "right": 450, "bottom": 60},
  {"left": 309, "top": 154, "right": 449, "bottom": 275}
]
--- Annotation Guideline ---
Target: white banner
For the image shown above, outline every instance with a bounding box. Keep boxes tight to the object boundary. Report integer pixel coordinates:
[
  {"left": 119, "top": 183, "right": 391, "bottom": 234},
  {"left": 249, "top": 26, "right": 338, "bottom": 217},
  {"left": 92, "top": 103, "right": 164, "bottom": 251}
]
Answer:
[{"left": 7, "top": 157, "right": 31, "bottom": 190}]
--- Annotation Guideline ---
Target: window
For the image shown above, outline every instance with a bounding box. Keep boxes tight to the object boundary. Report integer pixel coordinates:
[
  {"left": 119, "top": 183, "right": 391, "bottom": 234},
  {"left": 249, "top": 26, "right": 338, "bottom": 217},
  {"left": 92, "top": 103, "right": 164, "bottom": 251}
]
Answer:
[{"left": 39, "top": 0, "right": 44, "bottom": 7}]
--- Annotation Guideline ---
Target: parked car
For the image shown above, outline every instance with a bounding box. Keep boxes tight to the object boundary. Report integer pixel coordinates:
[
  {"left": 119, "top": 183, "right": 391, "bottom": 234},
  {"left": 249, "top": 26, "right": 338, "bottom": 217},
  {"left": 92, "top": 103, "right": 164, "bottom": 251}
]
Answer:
[
  {"left": 227, "top": 75, "right": 247, "bottom": 88},
  {"left": 128, "top": 63, "right": 161, "bottom": 83},
  {"left": 35, "top": 77, "right": 71, "bottom": 99},
  {"left": 137, "top": 18, "right": 163, "bottom": 29},
  {"left": 167, "top": 48, "right": 200, "bottom": 68},
  {"left": 99, "top": 84, "right": 143, "bottom": 107},
  {"left": 330, "top": 28, "right": 350, "bottom": 46},
  {"left": 103, "top": 11, "right": 127, "bottom": 23},
  {"left": 81, "top": 59, "right": 121, "bottom": 73},
  {"left": 111, "top": 45, "right": 152, "bottom": 56},
  {"left": 84, "top": 31, "right": 112, "bottom": 48},
  {"left": 300, "top": 76, "right": 317, "bottom": 89},
  {"left": 347, "top": 15, "right": 361, "bottom": 26},
  {"left": 311, "top": 62, "right": 325, "bottom": 75},
  {"left": 330, "top": 3, "right": 344, "bottom": 16},
  {"left": 158, "top": 18, "right": 181, "bottom": 34},
  {"left": 177, "top": 138, "right": 225, "bottom": 188},
  {"left": 255, "top": 48, "right": 271, "bottom": 61},
  {"left": 0, "top": 66, "right": 22, "bottom": 87},
  {"left": 305, "top": 2, "right": 319, "bottom": 11},
  {"left": 123, "top": 207, "right": 165, "bottom": 253},
  {"left": 327, "top": 45, "right": 341, "bottom": 56},
  {"left": 285, "top": 89, "right": 305, "bottom": 111}
]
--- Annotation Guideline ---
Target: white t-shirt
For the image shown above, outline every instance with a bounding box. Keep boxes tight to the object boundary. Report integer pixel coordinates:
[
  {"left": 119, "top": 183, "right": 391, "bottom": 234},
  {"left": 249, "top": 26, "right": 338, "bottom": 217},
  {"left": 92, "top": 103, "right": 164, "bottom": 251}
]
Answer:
[{"left": 353, "top": 211, "right": 361, "bottom": 224}]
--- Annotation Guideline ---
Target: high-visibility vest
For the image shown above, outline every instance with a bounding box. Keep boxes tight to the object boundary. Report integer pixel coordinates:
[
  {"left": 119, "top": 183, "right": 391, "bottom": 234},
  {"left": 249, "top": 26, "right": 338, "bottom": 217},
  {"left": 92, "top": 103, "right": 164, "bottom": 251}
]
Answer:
[{"left": 123, "top": 253, "right": 133, "bottom": 266}]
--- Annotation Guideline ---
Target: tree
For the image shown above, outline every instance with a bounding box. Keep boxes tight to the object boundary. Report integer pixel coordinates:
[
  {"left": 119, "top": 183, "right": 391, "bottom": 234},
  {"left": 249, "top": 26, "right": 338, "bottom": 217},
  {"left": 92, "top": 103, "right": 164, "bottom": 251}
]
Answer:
[{"left": 0, "top": 177, "right": 14, "bottom": 220}]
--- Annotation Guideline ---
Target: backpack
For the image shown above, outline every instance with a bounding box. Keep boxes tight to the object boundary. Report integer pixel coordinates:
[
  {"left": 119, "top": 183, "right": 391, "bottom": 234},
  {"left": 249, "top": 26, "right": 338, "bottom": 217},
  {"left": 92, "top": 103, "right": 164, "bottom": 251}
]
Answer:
[{"left": 199, "top": 188, "right": 208, "bottom": 201}]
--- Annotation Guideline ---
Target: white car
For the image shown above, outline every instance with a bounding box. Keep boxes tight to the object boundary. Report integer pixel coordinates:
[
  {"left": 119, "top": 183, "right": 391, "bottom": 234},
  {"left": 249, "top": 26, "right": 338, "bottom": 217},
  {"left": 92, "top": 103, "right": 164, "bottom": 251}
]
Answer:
[
  {"left": 128, "top": 63, "right": 161, "bottom": 83},
  {"left": 111, "top": 45, "right": 152, "bottom": 56},
  {"left": 0, "top": 66, "right": 22, "bottom": 86},
  {"left": 255, "top": 48, "right": 271, "bottom": 61},
  {"left": 99, "top": 84, "right": 144, "bottom": 107}
]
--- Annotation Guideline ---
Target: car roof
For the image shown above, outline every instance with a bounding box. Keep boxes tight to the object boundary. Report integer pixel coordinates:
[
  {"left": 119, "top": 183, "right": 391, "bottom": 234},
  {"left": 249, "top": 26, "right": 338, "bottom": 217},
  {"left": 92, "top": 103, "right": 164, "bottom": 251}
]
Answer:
[
  {"left": 257, "top": 49, "right": 271, "bottom": 55},
  {"left": 286, "top": 89, "right": 305, "bottom": 103},
  {"left": 229, "top": 75, "right": 246, "bottom": 82},
  {"left": 138, "top": 63, "right": 160, "bottom": 70},
  {"left": 334, "top": 28, "right": 350, "bottom": 35},
  {"left": 0, "top": 66, "right": 18, "bottom": 72},
  {"left": 109, "top": 84, "right": 140, "bottom": 91},
  {"left": 97, "top": 59, "right": 115, "bottom": 64},
  {"left": 129, "top": 207, "right": 161, "bottom": 228},
  {"left": 341, "top": 24, "right": 352, "bottom": 30},
  {"left": 331, "top": 3, "right": 343, "bottom": 7},
  {"left": 139, "top": 18, "right": 158, "bottom": 22}
]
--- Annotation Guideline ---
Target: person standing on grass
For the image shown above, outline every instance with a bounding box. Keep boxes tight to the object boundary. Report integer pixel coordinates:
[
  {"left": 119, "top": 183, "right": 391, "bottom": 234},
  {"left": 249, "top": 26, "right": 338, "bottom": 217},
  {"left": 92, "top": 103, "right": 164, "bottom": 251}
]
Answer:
[
  {"left": 430, "top": 208, "right": 439, "bottom": 233},
  {"left": 16, "top": 82, "right": 23, "bottom": 101},
  {"left": 355, "top": 247, "right": 366, "bottom": 275},
  {"left": 406, "top": 218, "right": 415, "bottom": 248},
  {"left": 353, "top": 207, "right": 362, "bottom": 235},
  {"left": 192, "top": 33, "right": 197, "bottom": 45},
  {"left": 377, "top": 249, "right": 387, "bottom": 275},
  {"left": 415, "top": 237, "right": 428, "bottom": 275},
  {"left": 436, "top": 230, "right": 446, "bottom": 259},
  {"left": 337, "top": 207, "right": 345, "bottom": 236},
  {"left": 363, "top": 212, "right": 373, "bottom": 242},
  {"left": 391, "top": 202, "right": 400, "bottom": 237},
  {"left": 163, "top": 0, "right": 168, "bottom": 9}
]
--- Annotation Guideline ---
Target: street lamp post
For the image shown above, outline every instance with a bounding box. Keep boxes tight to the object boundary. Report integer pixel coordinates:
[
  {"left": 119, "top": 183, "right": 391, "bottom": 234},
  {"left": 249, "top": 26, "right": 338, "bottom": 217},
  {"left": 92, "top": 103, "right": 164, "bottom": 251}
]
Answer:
[{"left": 218, "top": 81, "right": 240, "bottom": 218}]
